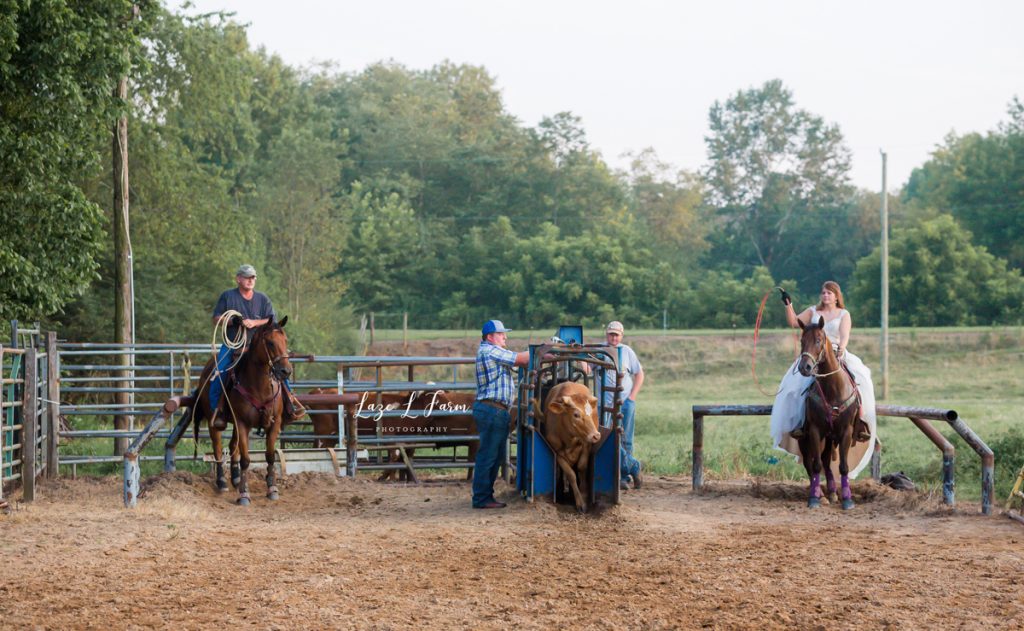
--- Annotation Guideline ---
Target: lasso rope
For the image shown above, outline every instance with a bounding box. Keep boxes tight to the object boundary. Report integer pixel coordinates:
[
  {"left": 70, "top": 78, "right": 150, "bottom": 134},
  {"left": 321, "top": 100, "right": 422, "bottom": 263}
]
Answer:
[
  {"left": 192, "top": 310, "right": 248, "bottom": 428},
  {"left": 751, "top": 287, "right": 798, "bottom": 398}
]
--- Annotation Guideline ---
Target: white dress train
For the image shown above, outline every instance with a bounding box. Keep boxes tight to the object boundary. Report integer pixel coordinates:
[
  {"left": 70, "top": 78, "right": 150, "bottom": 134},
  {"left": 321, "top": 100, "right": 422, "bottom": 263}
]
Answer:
[{"left": 769, "top": 308, "right": 877, "bottom": 478}]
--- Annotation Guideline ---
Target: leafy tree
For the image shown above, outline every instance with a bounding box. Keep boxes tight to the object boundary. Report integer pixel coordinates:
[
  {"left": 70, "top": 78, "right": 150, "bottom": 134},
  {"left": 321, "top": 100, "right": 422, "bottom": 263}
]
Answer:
[
  {"left": 337, "top": 183, "right": 433, "bottom": 314},
  {"left": 850, "top": 215, "right": 1024, "bottom": 326},
  {"left": 703, "top": 79, "right": 853, "bottom": 277},
  {"left": 535, "top": 112, "right": 627, "bottom": 234},
  {"left": 623, "top": 148, "right": 708, "bottom": 268},
  {"left": 0, "top": 0, "right": 148, "bottom": 321},
  {"left": 249, "top": 120, "right": 350, "bottom": 351},
  {"left": 770, "top": 190, "right": 883, "bottom": 294},
  {"left": 903, "top": 98, "right": 1024, "bottom": 268}
]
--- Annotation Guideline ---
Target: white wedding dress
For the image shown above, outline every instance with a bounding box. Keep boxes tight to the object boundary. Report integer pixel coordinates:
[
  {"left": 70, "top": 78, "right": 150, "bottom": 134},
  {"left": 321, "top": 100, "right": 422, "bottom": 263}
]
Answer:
[{"left": 769, "top": 308, "right": 877, "bottom": 478}]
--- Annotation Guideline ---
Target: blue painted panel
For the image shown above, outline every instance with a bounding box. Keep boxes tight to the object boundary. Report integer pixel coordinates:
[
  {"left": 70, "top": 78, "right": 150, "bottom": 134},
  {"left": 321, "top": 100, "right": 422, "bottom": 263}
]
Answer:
[
  {"left": 592, "top": 428, "right": 619, "bottom": 495},
  {"left": 517, "top": 427, "right": 557, "bottom": 498},
  {"left": 530, "top": 432, "right": 556, "bottom": 496},
  {"left": 557, "top": 325, "right": 583, "bottom": 345}
]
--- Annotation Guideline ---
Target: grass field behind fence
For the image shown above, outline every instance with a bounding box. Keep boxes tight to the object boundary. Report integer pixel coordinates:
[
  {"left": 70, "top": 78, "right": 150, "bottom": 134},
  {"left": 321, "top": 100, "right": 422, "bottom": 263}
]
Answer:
[{"left": 60, "top": 327, "right": 1024, "bottom": 504}]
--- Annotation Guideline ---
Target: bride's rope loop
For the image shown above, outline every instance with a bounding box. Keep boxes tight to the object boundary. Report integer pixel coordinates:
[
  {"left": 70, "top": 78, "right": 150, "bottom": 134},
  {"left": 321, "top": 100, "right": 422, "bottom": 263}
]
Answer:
[{"left": 752, "top": 287, "right": 799, "bottom": 398}]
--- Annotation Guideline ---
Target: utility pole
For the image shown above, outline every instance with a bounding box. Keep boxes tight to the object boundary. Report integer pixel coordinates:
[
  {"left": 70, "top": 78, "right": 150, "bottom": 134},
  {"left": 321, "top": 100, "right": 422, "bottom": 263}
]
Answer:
[
  {"left": 880, "top": 150, "right": 889, "bottom": 400},
  {"left": 113, "top": 4, "right": 139, "bottom": 454}
]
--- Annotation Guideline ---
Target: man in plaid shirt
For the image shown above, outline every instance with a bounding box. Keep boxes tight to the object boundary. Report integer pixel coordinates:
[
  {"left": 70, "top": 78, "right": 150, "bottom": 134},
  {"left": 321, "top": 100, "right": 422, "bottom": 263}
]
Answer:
[{"left": 471, "top": 319, "right": 529, "bottom": 509}]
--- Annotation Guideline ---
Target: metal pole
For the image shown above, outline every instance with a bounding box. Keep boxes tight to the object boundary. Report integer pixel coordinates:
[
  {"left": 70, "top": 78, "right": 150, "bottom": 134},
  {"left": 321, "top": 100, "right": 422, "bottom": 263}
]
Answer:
[
  {"left": 21, "top": 348, "right": 37, "bottom": 501},
  {"left": 45, "top": 332, "right": 59, "bottom": 478},
  {"left": 880, "top": 150, "right": 889, "bottom": 400}
]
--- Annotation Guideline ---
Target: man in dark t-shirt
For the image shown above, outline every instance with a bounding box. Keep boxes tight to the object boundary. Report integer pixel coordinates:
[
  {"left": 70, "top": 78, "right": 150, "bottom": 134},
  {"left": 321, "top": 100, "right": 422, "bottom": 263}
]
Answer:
[
  {"left": 213, "top": 264, "right": 276, "bottom": 344},
  {"left": 207, "top": 264, "right": 304, "bottom": 428}
]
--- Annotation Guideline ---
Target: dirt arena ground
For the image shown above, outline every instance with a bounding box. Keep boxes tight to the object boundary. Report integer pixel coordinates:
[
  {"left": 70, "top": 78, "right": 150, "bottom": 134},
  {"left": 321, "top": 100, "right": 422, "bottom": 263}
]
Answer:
[{"left": 1, "top": 472, "right": 1022, "bottom": 630}]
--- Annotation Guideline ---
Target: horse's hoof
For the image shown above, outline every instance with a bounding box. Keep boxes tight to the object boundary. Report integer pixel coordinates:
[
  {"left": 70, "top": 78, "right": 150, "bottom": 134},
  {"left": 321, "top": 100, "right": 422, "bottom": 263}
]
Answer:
[
  {"left": 216, "top": 480, "right": 228, "bottom": 492},
  {"left": 267, "top": 486, "right": 279, "bottom": 501},
  {"left": 828, "top": 492, "right": 838, "bottom": 504},
  {"left": 808, "top": 497, "right": 821, "bottom": 509},
  {"left": 842, "top": 498, "right": 855, "bottom": 510},
  {"left": 237, "top": 496, "right": 251, "bottom": 506}
]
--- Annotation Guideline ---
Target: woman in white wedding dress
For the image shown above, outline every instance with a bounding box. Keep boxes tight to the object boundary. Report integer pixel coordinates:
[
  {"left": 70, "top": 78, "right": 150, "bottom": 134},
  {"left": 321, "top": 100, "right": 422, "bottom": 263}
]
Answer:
[{"left": 769, "top": 281, "right": 877, "bottom": 478}]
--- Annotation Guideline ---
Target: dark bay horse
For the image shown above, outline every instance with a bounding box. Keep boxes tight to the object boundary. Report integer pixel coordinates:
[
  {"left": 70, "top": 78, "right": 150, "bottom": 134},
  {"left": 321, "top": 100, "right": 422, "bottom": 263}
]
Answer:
[
  {"left": 192, "top": 317, "right": 292, "bottom": 505},
  {"left": 797, "top": 316, "right": 861, "bottom": 510}
]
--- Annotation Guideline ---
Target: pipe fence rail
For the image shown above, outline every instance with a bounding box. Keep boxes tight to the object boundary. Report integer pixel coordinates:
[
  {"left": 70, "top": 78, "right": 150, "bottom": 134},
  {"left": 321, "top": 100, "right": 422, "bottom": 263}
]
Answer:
[
  {"left": 3, "top": 324, "right": 1003, "bottom": 519},
  {"left": 691, "top": 403, "right": 995, "bottom": 515},
  {"left": 2, "top": 322, "right": 55, "bottom": 503}
]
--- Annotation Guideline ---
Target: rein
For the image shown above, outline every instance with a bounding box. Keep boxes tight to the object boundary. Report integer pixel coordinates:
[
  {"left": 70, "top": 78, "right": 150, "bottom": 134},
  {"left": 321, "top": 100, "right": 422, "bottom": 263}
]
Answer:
[
  {"left": 804, "top": 339, "right": 860, "bottom": 430},
  {"left": 229, "top": 326, "right": 289, "bottom": 425}
]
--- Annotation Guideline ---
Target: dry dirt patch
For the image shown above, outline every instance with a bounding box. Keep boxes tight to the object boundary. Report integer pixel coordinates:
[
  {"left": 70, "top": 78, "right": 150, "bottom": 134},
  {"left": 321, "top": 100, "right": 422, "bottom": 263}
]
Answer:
[{"left": 1, "top": 473, "right": 1022, "bottom": 629}]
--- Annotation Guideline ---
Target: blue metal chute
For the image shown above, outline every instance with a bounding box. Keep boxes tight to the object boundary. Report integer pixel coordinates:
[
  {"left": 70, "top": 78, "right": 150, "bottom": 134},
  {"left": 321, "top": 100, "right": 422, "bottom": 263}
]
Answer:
[{"left": 515, "top": 327, "right": 622, "bottom": 511}]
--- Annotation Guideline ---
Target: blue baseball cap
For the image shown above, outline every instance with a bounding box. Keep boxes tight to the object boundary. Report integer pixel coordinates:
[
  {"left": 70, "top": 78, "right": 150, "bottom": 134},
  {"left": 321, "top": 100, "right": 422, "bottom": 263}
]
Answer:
[{"left": 482, "top": 319, "right": 512, "bottom": 335}]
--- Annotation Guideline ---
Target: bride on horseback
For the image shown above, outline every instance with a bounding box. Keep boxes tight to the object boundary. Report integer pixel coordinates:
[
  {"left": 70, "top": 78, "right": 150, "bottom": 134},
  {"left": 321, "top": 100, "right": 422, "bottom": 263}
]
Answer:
[{"left": 769, "top": 280, "right": 877, "bottom": 478}]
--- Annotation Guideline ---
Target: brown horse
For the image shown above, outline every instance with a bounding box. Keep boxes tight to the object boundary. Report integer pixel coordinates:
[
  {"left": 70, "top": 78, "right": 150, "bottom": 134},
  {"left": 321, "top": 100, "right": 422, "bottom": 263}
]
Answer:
[
  {"left": 192, "top": 317, "right": 293, "bottom": 505},
  {"left": 797, "top": 316, "right": 861, "bottom": 510}
]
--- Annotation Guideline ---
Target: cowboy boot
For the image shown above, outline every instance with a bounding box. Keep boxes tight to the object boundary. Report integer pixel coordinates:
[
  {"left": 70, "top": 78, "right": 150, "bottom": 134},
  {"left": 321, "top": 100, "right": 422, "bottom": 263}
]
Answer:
[
  {"left": 282, "top": 390, "right": 306, "bottom": 424},
  {"left": 790, "top": 423, "right": 805, "bottom": 439},
  {"left": 210, "top": 402, "right": 228, "bottom": 431}
]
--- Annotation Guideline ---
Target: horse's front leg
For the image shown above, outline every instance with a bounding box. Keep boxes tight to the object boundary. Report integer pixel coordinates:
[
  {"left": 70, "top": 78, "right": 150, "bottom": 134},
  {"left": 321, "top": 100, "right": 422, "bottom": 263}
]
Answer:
[
  {"left": 229, "top": 425, "right": 241, "bottom": 490},
  {"left": 822, "top": 439, "right": 837, "bottom": 504},
  {"left": 803, "top": 425, "right": 824, "bottom": 509},
  {"left": 210, "top": 427, "right": 228, "bottom": 492},
  {"left": 265, "top": 417, "right": 282, "bottom": 501},
  {"left": 235, "top": 424, "right": 252, "bottom": 506},
  {"left": 838, "top": 421, "right": 855, "bottom": 510}
]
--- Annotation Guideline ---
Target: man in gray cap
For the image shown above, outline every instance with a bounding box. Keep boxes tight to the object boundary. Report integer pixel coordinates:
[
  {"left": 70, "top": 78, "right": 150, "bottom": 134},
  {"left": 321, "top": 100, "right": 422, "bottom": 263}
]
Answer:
[
  {"left": 603, "top": 320, "right": 644, "bottom": 489},
  {"left": 207, "top": 264, "right": 304, "bottom": 429}
]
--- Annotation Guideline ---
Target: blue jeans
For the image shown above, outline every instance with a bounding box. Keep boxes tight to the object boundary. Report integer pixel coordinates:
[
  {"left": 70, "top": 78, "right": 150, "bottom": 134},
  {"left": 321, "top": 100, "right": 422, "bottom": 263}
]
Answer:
[
  {"left": 208, "top": 344, "right": 295, "bottom": 411},
  {"left": 208, "top": 345, "right": 235, "bottom": 411},
  {"left": 620, "top": 398, "right": 640, "bottom": 480},
  {"left": 471, "top": 402, "right": 510, "bottom": 507}
]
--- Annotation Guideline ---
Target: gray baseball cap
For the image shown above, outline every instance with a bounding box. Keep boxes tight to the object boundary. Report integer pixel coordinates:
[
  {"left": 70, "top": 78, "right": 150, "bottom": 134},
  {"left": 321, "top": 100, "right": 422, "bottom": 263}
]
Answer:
[{"left": 236, "top": 264, "right": 257, "bottom": 278}]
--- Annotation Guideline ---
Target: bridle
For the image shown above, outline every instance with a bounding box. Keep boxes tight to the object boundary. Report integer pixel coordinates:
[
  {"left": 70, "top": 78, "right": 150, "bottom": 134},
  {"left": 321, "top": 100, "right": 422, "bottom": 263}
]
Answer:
[
  {"left": 257, "top": 327, "right": 292, "bottom": 382},
  {"left": 799, "top": 330, "right": 843, "bottom": 378}
]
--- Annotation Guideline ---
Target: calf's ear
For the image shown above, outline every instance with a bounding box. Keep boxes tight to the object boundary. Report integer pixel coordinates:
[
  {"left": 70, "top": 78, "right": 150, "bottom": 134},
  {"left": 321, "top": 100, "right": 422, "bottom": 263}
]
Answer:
[{"left": 547, "top": 400, "right": 565, "bottom": 414}]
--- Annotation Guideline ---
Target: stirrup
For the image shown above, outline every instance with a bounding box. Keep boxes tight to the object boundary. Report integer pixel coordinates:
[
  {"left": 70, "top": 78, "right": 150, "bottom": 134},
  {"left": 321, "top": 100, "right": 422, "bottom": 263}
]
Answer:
[
  {"left": 855, "top": 419, "right": 871, "bottom": 442},
  {"left": 284, "top": 395, "right": 306, "bottom": 423}
]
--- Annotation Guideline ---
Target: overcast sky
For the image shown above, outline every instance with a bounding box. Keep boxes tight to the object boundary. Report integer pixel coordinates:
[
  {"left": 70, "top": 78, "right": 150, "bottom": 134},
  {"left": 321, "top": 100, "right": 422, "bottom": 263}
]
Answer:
[{"left": 183, "top": 0, "right": 1023, "bottom": 192}]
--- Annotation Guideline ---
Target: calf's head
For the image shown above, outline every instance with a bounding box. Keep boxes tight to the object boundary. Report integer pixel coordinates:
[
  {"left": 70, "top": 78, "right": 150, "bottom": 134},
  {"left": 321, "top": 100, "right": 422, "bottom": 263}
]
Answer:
[{"left": 547, "top": 393, "right": 601, "bottom": 444}]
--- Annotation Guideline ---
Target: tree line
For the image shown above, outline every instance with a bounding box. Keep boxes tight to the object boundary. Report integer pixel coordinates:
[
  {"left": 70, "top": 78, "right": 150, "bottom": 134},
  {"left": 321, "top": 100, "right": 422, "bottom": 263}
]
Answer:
[{"left": 2, "top": 3, "right": 1022, "bottom": 351}]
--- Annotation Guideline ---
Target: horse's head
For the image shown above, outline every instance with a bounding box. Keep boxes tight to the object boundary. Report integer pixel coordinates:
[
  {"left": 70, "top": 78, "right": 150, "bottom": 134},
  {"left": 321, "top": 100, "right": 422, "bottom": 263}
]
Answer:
[
  {"left": 797, "top": 316, "right": 829, "bottom": 377},
  {"left": 254, "top": 316, "right": 292, "bottom": 382}
]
